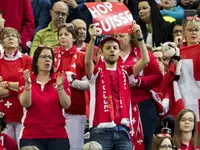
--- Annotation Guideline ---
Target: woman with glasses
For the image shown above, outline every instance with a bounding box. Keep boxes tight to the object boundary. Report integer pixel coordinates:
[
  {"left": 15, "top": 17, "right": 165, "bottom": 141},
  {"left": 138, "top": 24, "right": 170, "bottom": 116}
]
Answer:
[
  {"left": 54, "top": 23, "right": 89, "bottom": 150},
  {"left": 173, "top": 109, "right": 200, "bottom": 149},
  {"left": 0, "top": 27, "right": 32, "bottom": 145},
  {"left": 151, "top": 135, "right": 174, "bottom": 150},
  {"left": 18, "top": 45, "right": 71, "bottom": 150}
]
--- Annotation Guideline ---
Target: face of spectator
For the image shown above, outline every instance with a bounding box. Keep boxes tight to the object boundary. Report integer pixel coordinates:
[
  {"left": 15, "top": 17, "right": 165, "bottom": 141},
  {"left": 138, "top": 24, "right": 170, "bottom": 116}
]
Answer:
[
  {"left": 161, "top": 0, "right": 176, "bottom": 10},
  {"left": 2, "top": 32, "right": 19, "bottom": 50},
  {"left": 101, "top": 40, "right": 120, "bottom": 65},
  {"left": 138, "top": 1, "right": 151, "bottom": 23},
  {"left": 50, "top": 2, "right": 69, "bottom": 28},
  {"left": 159, "top": 138, "right": 173, "bottom": 150},
  {"left": 0, "top": 14, "right": 5, "bottom": 30},
  {"left": 184, "top": 24, "right": 200, "bottom": 46},
  {"left": 173, "top": 25, "right": 183, "bottom": 40},
  {"left": 179, "top": 112, "right": 195, "bottom": 133},
  {"left": 37, "top": 49, "right": 53, "bottom": 73},
  {"left": 59, "top": 27, "right": 75, "bottom": 49},
  {"left": 72, "top": 19, "right": 87, "bottom": 42},
  {"left": 114, "top": 33, "right": 131, "bottom": 50}
]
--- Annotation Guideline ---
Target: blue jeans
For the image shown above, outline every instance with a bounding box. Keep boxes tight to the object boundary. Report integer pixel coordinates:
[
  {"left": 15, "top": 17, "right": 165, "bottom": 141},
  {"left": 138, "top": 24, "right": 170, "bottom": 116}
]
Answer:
[
  {"left": 20, "top": 138, "right": 70, "bottom": 150},
  {"left": 90, "top": 126, "right": 132, "bottom": 150}
]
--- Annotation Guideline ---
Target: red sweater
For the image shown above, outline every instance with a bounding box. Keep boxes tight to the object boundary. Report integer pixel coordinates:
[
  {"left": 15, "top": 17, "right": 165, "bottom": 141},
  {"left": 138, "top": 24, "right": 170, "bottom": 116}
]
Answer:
[
  {"left": 118, "top": 48, "right": 163, "bottom": 104},
  {"left": 0, "top": 0, "right": 34, "bottom": 50}
]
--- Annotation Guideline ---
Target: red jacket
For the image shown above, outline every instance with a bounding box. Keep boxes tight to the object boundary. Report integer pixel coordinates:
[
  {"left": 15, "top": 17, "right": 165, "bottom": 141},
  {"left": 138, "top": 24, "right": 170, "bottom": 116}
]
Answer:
[
  {"left": 118, "top": 48, "right": 163, "bottom": 104},
  {"left": 0, "top": 0, "right": 34, "bottom": 50}
]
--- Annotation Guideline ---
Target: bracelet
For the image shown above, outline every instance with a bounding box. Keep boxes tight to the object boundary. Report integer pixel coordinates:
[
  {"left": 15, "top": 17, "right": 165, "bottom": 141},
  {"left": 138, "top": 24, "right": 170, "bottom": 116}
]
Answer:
[
  {"left": 137, "top": 37, "right": 144, "bottom": 41},
  {"left": 57, "top": 85, "right": 64, "bottom": 91}
]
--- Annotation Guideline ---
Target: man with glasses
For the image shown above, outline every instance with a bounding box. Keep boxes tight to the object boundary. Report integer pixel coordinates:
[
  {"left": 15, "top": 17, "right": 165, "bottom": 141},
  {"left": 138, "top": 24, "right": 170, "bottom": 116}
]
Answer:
[{"left": 30, "top": 0, "right": 83, "bottom": 56}]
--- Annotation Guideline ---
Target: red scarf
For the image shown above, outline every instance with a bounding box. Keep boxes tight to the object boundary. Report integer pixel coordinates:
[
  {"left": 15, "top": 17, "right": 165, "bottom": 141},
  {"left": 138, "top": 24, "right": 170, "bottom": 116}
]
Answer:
[
  {"left": 54, "top": 46, "right": 78, "bottom": 74},
  {"left": 93, "top": 63, "right": 131, "bottom": 128}
]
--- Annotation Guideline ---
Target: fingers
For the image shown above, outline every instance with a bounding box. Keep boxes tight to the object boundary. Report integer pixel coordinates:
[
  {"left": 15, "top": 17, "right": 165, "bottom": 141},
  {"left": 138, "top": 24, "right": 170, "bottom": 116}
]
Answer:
[{"left": 24, "top": 69, "right": 31, "bottom": 83}]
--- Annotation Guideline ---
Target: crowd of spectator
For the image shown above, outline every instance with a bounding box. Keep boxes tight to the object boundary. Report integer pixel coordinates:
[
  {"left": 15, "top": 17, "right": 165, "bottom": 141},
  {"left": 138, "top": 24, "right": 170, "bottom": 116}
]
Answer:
[{"left": 0, "top": 0, "right": 200, "bottom": 150}]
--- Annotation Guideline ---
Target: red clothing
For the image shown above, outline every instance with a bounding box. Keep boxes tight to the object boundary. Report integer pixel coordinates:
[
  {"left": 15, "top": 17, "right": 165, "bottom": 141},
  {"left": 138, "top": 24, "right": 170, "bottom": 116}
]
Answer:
[
  {"left": 90, "top": 63, "right": 133, "bottom": 127},
  {"left": 54, "top": 46, "right": 86, "bottom": 115},
  {"left": 0, "top": 0, "right": 34, "bottom": 50},
  {"left": 18, "top": 73, "right": 70, "bottom": 139},
  {"left": 181, "top": 142, "right": 200, "bottom": 150},
  {"left": 0, "top": 133, "right": 18, "bottom": 150},
  {"left": 0, "top": 54, "right": 32, "bottom": 122},
  {"left": 118, "top": 48, "right": 163, "bottom": 104}
]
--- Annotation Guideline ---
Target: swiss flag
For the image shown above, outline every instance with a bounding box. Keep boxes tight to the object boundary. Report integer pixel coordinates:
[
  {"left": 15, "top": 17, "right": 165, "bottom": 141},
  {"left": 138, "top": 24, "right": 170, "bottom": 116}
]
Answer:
[{"left": 178, "top": 44, "right": 200, "bottom": 134}]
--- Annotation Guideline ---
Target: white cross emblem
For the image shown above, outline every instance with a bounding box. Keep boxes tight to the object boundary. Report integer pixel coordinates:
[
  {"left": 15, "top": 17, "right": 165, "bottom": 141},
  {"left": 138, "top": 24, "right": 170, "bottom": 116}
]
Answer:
[
  {"left": 133, "top": 107, "right": 137, "bottom": 112},
  {"left": 137, "top": 139, "right": 143, "bottom": 145},
  {"left": 71, "top": 63, "right": 76, "bottom": 69},
  {"left": 132, "top": 118, "right": 136, "bottom": 124},
  {"left": 4, "top": 101, "right": 12, "bottom": 108}
]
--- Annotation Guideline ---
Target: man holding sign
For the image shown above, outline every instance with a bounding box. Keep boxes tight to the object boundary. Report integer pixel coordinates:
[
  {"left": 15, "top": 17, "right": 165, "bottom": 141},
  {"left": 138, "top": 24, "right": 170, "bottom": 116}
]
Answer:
[{"left": 85, "top": 22, "right": 149, "bottom": 150}]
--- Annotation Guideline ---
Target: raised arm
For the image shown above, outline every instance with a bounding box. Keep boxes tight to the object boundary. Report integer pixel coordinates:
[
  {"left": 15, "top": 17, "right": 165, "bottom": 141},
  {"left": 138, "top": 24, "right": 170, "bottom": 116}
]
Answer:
[
  {"left": 132, "top": 23, "right": 150, "bottom": 76},
  {"left": 57, "top": 72, "right": 71, "bottom": 109},
  {"left": 85, "top": 24, "right": 96, "bottom": 79},
  {"left": 19, "top": 69, "right": 32, "bottom": 108}
]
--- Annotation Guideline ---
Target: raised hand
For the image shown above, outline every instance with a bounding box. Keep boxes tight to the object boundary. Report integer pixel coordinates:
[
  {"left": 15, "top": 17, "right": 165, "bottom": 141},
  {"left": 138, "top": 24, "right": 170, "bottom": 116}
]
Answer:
[
  {"left": 89, "top": 24, "right": 97, "bottom": 41},
  {"left": 132, "top": 21, "right": 143, "bottom": 39},
  {"left": 23, "top": 69, "right": 31, "bottom": 85},
  {"left": 61, "top": 0, "right": 78, "bottom": 8},
  {"left": 56, "top": 72, "right": 65, "bottom": 88}
]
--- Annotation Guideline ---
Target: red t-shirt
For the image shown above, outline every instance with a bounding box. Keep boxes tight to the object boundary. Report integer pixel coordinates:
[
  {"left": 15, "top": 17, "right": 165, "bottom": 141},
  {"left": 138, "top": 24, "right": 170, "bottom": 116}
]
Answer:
[
  {"left": 18, "top": 73, "right": 70, "bottom": 139},
  {"left": 0, "top": 55, "right": 32, "bottom": 122},
  {"left": 0, "top": 133, "right": 18, "bottom": 150},
  {"left": 55, "top": 47, "right": 86, "bottom": 115},
  {"left": 181, "top": 142, "right": 200, "bottom": 150}
]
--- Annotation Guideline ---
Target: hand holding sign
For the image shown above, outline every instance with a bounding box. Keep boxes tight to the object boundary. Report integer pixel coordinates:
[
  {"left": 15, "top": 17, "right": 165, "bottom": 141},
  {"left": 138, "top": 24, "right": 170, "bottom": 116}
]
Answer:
[{"left": 89, "top": 24, "right": 97, "bottom": 41}]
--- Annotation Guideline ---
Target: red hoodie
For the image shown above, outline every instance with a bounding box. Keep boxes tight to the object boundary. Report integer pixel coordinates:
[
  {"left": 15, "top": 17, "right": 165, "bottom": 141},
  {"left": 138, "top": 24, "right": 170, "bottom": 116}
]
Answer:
[{"left": 0, "top": 0, "right": 34, "bottom": 50}]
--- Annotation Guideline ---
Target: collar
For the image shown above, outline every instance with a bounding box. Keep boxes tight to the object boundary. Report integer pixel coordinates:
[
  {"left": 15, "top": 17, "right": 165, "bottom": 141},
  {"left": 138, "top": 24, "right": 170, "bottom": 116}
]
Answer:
[
  {"left": 47, "top": 22, "right": 58, "bottom": 32},
  {"left": 0, "top": 49, "right": 22, "bottom": 60}
]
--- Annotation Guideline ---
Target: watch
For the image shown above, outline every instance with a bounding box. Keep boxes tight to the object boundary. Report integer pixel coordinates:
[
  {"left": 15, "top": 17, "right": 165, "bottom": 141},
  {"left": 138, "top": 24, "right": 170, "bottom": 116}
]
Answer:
[{"left": 5, "top": 81, "right": 10, "bottom": 88}]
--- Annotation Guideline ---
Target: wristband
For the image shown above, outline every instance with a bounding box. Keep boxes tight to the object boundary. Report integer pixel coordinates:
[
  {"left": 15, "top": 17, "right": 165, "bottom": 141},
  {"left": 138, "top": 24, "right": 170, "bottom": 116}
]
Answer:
[
  {"left": 57, "top": 85, "right": 64, "bottom": 91},
  {"left": 5, "top": 81, "right": 10, "bottom": 89},
  {"left": 137, "top": 37, "right": 144, "bottom": 41}
]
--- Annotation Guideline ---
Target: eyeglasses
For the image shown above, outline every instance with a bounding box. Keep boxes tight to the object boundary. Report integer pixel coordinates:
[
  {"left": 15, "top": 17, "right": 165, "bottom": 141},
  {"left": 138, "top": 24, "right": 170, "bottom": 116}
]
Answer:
[
  {"left": 180, "top": 118, "right": 194, "bottom": 123},
  {"left": 52, "top": 10, "right": 68, "bottom": 17},
  {"left": 186, "top": 28, "right": 200, "bottom": 32},
  {"left": 0, "top": 112, "right": 5, "bottom": 118},
  {"left": 186, "top": 16, "right": 200, "bottom": 22},
  {"left": 3, "top": 34, "right": 18, "bottom": 39},
  {"left": 39, "top": 55, "right": 53, "bottom": 60},
  {"left": 160, "top": 145, "right": 173, "bottom": 149}
]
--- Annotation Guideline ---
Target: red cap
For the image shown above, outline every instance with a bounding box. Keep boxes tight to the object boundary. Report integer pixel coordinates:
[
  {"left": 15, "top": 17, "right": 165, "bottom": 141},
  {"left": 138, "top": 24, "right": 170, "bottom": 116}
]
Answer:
[{"left": 99, "top": 36, "right": 121, "bottom": 49}]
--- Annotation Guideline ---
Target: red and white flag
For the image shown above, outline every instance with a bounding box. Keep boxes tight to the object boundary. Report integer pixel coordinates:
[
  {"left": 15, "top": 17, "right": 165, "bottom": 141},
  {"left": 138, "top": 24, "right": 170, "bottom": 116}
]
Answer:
[{"left": 178, "top": 44, "right": 200, "bottom": 134}]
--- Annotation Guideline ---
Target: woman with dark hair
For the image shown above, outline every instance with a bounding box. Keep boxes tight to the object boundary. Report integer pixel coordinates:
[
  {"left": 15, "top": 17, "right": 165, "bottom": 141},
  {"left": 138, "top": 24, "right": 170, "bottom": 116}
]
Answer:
[
  {"left": 54, "top": 23, "right": 89, "bottom": 150},
  {"left": 0, "top": 27, "right": 32, "bottom": 145},
  {"left": 138, "top": 0, "right": 173, "bottom": 48},
  {"left": 0, "top": 112, "right": 18, "bottom": 150},
  {"left": 173, "top": 109, "right": 200, "bottom": 149},
  {"left": 18, "top": 46, "right": 71, "bottom": 150}
]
